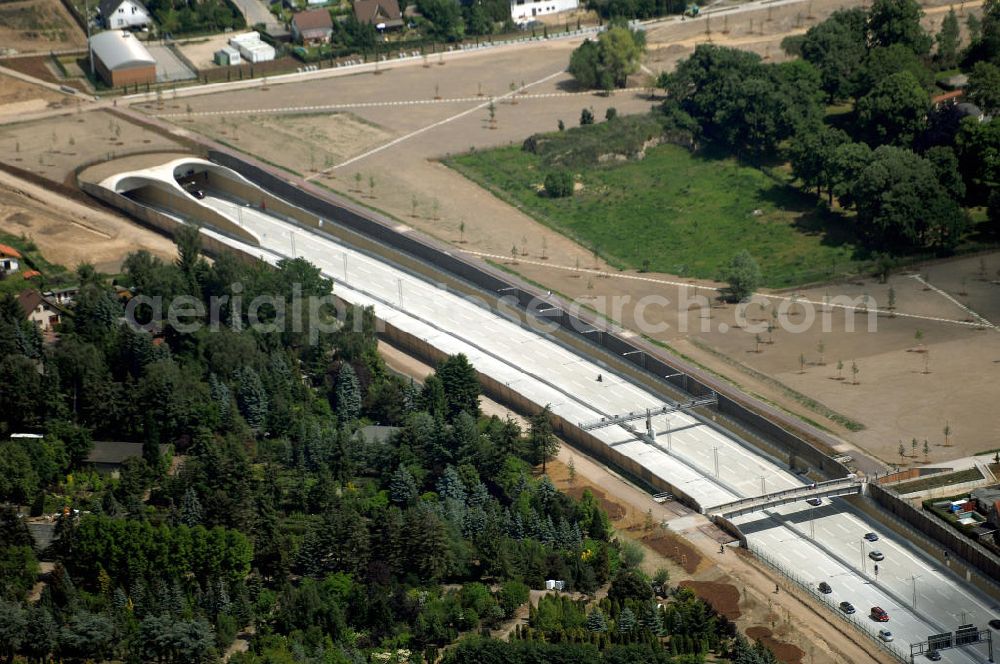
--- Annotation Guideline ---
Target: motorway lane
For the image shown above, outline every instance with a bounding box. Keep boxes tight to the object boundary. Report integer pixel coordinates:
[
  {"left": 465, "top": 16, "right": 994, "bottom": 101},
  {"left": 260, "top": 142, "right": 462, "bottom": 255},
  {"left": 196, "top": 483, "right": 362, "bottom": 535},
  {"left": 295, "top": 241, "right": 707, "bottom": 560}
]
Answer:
[{"left": 195, "top": 191, "right": 997, "bottom": 662}]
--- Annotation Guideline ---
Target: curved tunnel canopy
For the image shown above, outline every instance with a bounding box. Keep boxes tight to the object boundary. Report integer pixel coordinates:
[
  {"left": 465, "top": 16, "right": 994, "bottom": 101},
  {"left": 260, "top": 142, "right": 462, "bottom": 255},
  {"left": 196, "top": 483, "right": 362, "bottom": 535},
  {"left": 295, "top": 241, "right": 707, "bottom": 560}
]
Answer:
[
  {"left": 98, "top": 157, "right": 263, "bottom": 247},
  {"left": 101, "top": 157, "right": 244, "bottom": 196}
]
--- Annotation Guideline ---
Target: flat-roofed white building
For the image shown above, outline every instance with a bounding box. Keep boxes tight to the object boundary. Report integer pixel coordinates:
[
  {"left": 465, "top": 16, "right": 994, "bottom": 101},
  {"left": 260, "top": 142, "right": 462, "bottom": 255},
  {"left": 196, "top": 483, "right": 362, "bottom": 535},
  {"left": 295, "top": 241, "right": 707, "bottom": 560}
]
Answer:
[
  {"left": 510, "top": 0, "right": 578, "bottom": 24},
  {"left": 229, "top": 31, "right": 276, "bottom": 63}
]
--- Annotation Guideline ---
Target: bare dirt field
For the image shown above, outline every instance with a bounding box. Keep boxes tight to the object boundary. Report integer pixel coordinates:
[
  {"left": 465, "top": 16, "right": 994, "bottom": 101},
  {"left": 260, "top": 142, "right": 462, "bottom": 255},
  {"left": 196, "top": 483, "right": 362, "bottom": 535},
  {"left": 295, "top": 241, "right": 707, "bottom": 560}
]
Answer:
[
  {"left": 642, "top": 529, "right": 705, "bottom": 575},
  {"left": 0, "top": 0, "right": 86, "bottom": 54},
  {"left": 678, "top": 580, "right": 742, "bottom": 620},
  {"left": 548, "top": 453, "right": 888, "bottom": 663},
  {"left": 176, "top": 35, "right": 234, "bottom": 70},
  {"left": 0, "top": 168, "right": 177, "bottom": 273},
  {"left": 140, "top": 42, "right": 654, "bottom": 272},
  {"left": 180, "top": 112, "right": 395, "bottom": 176},
  {"left": 0, "top": 109, "right": 187, "bottom": 184},
  {"left": 0, "top": 73, "right": 64, "bottom": 113},
  {"left": 506, "top": 250, "right": 1000, "bottom": 467}
]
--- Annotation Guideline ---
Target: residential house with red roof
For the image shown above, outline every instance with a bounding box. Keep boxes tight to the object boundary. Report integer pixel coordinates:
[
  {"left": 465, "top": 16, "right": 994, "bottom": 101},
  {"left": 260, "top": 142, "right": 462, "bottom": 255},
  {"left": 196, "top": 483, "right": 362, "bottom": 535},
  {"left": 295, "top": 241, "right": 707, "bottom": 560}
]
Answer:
[{"left": 0, "top": 243, "right": 22, "bottom": 274}]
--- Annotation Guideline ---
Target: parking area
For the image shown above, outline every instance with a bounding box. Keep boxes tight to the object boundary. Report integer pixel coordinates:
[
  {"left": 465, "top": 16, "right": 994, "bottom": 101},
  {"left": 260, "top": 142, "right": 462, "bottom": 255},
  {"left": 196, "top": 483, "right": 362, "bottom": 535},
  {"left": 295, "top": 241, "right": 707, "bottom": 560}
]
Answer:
[{"left": 146, "top": 43, "right": 196, "bottom": 83}]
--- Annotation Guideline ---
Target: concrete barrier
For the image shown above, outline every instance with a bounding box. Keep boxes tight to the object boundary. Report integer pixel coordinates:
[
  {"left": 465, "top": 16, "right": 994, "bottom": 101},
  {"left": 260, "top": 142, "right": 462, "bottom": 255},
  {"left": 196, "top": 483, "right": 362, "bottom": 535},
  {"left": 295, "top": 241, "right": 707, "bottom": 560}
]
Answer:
[{"left": 79, "top": 181, "right": 260, "bottom": 259}]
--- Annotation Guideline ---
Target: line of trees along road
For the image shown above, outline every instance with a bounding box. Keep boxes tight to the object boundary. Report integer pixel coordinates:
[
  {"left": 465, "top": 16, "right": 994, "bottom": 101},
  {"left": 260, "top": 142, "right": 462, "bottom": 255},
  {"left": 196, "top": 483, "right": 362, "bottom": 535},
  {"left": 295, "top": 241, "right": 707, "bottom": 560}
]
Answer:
[{"left": 0, "top": 226, "right": 779, "bottom": 662}]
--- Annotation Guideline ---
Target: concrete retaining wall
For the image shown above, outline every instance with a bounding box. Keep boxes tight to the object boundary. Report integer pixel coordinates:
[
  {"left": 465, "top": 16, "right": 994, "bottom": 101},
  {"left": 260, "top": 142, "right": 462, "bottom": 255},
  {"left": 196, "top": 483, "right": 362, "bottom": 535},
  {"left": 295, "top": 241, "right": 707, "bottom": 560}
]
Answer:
[
  {"left": 79, "top": 181, "right": 259, "bottom": 258},
  {"left": 899, "top": 478, "right": 993, "bottom": 502},
  {"left": 868, "top": 482, "right": 1000, "bottom": 586}
]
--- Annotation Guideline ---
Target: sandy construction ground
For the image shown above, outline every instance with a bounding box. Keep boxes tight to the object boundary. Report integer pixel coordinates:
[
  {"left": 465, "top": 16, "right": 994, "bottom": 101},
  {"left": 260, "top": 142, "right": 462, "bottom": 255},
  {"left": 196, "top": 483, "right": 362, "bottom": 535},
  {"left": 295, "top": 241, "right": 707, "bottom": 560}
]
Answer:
[
  {"left": 0, "top": 109, "right": 187, "bottom": 184},
  {"left": 176, "top": 35, "right": 236, "bottom": 71},
  {"left": 0, "top": 0, "right": 87, "bottom": 54},
  {"left": 0, "top": 73, "right": 64, "bottom": 112},
  {"left": 0, "top": 168, "right": 177, "bottom": 273},
  {"left": 180, "top": 112, "right": 394, "bottom": 175},
  {"left": 506, "top": 250, "right": 1000, "bottom": 468},
  {"left": 641, "top": 0, "right": 984, "bottom": 73}
]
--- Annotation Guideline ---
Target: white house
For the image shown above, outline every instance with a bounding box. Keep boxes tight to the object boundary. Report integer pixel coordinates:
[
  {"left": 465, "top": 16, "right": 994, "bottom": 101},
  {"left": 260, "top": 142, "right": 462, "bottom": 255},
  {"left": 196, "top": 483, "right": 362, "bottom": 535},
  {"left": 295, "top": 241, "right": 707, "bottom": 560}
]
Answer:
[
  {"left": 100, "top": 0, "right": 151, "bottom": 30},
  {"left": 0, "top": 243, "right": 21, "bottom": 274},
  {"left": 17, "top": 290, "right": 64, "bottom": 333},
  {"left": 510, "top": 0, "right": 577, "bottom": 24}
]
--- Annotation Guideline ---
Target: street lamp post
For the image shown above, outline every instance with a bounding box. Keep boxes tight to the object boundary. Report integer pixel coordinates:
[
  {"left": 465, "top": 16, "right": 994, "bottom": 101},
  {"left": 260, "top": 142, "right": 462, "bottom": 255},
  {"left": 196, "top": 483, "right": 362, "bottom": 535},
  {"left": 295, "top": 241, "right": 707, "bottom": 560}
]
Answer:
[{"left": 713, "top": 446, "right": 719, "bottom": 478}]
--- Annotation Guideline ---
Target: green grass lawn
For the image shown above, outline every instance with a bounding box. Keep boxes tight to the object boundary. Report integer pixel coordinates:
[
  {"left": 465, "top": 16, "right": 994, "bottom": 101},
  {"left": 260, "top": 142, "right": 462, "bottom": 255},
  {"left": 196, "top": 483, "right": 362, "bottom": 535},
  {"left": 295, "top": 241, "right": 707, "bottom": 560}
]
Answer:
[
  {"left": 446, "top": 143, "right": 868, "bottom": 288},
  {"left": 0, "top": 232, "right": 72, "bottom": 297}
]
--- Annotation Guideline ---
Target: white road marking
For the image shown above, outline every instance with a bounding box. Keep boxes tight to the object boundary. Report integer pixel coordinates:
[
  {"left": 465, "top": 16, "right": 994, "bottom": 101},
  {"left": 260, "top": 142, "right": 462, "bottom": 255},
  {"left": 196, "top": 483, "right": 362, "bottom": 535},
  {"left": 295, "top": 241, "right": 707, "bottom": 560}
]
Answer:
[
  {"left": 152, "top": 87, "right": 649, "bottom": 119},
  {"left": 909, "top": 273, "right": 995, "bottom": 328},
  {"left": 306, "top": 69, "right": 569, "bottom": 177}
]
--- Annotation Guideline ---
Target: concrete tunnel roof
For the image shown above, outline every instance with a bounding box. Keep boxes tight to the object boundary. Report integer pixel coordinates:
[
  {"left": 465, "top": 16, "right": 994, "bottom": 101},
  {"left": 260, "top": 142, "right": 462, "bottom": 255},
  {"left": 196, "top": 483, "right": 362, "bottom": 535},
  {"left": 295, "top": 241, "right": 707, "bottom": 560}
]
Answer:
[
  {"left": 99, "top": 157, "right": 263, "bottom": 245},
  {"left": 100, "top": 157, "right": 229, "bottom": 194}
]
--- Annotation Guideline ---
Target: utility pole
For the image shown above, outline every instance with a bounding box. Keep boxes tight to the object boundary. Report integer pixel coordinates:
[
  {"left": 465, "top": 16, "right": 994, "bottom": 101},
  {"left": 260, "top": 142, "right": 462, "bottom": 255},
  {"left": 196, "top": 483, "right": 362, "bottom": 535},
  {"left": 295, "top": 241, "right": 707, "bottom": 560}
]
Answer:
[
  {"left": 713, "top": 446, "right": 719, "bottom": 478},
  {"left": 911, "top": 574, "right": 921, "bottom": 609},
  {"left": 85, "top": 0, "right": 95, "bottom": 77},
  {"left": 342, "top": 253, "right": 348, "bottom": 283},
  {"left": 760, "top": 475, "right": 766, "bottom": 495}
]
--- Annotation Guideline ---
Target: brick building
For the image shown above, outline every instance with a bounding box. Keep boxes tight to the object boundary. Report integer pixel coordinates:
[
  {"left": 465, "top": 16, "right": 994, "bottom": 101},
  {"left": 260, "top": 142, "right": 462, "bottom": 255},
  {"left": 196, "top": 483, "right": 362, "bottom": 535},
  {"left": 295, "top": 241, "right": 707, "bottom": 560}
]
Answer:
[{"left": 89, "top": 30, "right": 156, "bottom": 87}]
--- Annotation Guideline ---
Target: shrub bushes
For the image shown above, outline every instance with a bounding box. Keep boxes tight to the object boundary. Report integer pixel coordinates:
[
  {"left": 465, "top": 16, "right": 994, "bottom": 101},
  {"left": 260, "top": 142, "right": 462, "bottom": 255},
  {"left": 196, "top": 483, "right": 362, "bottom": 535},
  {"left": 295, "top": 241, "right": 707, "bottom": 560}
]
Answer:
[{"left": 544, "top": 171, "right": 574, "bottom": 198}]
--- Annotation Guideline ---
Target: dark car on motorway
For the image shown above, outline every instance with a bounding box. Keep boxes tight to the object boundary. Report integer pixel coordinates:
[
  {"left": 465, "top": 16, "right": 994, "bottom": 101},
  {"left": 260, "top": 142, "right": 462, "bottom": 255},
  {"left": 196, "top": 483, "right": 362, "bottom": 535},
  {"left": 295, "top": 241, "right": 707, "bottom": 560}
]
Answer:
[
  {"left": 989, "top": 618, "right": 1000, "bottom": 630},
  {"left": 926, "top": 651, "right": 941, "bottom": 661},
  {"left": 869, "top": 550, "right": 885, "bottom": 561},
  {"left": 192, "top": 189, "right": 205, "bottom": 199},
  {"left": 818, "top": 582, "right": 832, "bottom": 594},
  {"left": 870, "top": 606, "right": 889, "bottom": 622},
  {"left": 864, "top": 532, "right": 879, "bottom": 542},
  {"left": 839, "top": 601, "right": 856, "bottom": 614},
  {"left": 806, "top": 498, "right": 823, "bottom": 506}
]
